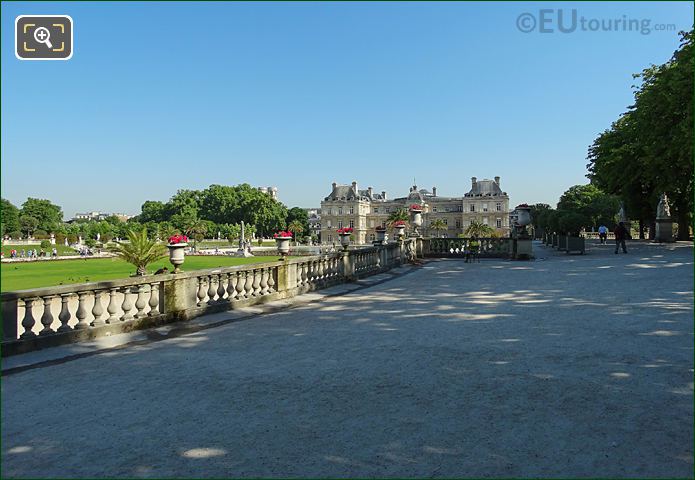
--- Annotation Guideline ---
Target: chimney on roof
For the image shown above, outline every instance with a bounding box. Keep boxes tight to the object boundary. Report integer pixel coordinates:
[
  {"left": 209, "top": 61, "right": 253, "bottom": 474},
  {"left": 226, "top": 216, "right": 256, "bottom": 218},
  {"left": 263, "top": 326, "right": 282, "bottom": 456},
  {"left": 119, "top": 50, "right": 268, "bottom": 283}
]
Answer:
[
  {"left": 382, "top": 191, "right": 387, "bottom": 200},
  {"left": 432, "top": 186, "right": 437, "bottom": 197},
  {"left": 494, "top": 176, "right": 500, "bottom": 186},
  {"left": 352, "top": 181, "right": 358, "bottom": 192},
  {"left": 332, "top": 182, "right": 337, "bottom": 189},
  {"left": 471, "top": 177, "right": 477, "bottom": 188},
  {"left": 368, "top": 186, "right": 373, "bottom": 197}
]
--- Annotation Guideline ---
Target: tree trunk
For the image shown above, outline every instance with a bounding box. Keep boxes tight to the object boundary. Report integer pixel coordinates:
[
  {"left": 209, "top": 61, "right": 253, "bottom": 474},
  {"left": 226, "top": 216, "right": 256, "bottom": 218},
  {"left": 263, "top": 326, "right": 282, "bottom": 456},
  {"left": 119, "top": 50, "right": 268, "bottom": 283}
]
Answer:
[
  {"left": 677, "top": 212, "right": 691, "bottom": 240},
  {"left": 639, "top": 219, "right": 645, "bottom": 239},
  {"left": 649, "top": 221, "right": 656, "bottom": 240},
  {"left": 137, "top": 265, "right": 147, "bottom": 276}
]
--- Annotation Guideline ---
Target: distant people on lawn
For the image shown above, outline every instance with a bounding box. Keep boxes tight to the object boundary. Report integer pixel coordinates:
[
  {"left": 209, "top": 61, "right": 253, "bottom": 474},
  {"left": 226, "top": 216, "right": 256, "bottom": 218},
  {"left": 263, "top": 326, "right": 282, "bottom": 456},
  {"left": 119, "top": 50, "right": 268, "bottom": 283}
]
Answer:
[
  {"left": 614, "top": 222, "right": 629, "bottom": 254},
  {"left": 598, "top": 225, "right": 608, "bottom": 244}
]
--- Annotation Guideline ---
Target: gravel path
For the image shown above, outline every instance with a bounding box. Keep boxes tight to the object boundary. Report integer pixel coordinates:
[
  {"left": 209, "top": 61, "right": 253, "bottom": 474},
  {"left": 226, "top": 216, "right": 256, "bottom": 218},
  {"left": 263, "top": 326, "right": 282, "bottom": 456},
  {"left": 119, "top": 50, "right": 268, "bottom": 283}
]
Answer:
[{"left": 2, "top": 241, "right": 693, "bottom": 478}]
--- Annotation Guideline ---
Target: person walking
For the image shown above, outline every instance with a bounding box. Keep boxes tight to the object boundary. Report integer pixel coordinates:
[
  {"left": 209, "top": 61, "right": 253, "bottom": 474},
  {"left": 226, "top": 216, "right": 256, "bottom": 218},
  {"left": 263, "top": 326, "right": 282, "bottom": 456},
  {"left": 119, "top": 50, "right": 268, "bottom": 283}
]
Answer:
[
  {"left": 614, "top": 222, "right": 628, "bottom": 254},
  {"left": 598, "top": 225, "right": 608, "bottom": 244}
]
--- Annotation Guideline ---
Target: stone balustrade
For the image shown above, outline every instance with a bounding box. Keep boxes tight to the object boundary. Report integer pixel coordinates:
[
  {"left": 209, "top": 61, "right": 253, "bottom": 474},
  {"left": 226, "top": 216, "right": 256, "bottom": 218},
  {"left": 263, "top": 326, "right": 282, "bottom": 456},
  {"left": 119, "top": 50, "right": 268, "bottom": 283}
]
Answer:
[
  {"left": 423, "top": 237, "right": 513, "bottom": 258},
  {"left": 2, "top": 241, "right": 414, "bottom": 355}
]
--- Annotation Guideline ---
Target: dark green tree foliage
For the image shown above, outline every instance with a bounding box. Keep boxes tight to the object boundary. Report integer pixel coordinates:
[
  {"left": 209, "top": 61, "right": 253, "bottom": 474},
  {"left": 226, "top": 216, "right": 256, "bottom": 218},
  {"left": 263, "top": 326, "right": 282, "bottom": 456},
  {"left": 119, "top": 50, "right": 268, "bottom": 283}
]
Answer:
[
  {"left": 1, "top": 198, "right": 20, "bottom": 235},
  {"left": 20, "top": 198, "right": 63, "bottom": 232},
  {"left": 556, "top": 185, "right": 620, "bottom": 229},
  {"left": 286, "top": 207, "right": 309, "bottom": 237},
  {"left": 588, "top": 30, "right": 693, "bottom": 239},
  {"left": 139, "top": 201, "right": 166, "bottom": 223}
]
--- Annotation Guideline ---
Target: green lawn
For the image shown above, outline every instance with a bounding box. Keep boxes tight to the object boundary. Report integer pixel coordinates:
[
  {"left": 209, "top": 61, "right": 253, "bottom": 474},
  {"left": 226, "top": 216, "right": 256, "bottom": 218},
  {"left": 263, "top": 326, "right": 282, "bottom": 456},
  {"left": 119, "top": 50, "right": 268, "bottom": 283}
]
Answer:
[
  {"left": 198, "top": 240, "right": 277, "bottom": 248},
  {"left": 1, "top": 256, "right": 283, "bottom": 292},
  {"left": 2, "top": 244, "right": 78, "bottom": 257}
]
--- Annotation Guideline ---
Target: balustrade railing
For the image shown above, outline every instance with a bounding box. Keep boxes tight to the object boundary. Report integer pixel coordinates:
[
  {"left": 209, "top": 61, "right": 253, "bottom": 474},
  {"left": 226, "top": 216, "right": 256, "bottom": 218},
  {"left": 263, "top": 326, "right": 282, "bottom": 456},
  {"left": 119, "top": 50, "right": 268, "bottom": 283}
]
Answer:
[
  {"left": 425, "top": 237, "right": 512, "bottom": 258},
  {"left": 2, "top": 240, "right": 418, "bottom": 353}
]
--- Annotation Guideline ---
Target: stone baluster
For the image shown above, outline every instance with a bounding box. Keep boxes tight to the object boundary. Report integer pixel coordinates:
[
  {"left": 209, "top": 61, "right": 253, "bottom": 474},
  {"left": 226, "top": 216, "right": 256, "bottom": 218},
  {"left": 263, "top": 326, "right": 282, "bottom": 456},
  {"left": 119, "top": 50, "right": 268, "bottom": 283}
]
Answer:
[
  {"left": 235, "top": 271, "right": 246, "bottom": 299},
  {"left": 148, "top": 282, "right": 160, "bottom": 316},
  {"left": 91, "top": 291, "right": 105, "bottom": 327},
  {"left": 121, "top": 287, "right": 134, "bottom": 321},
  {"left": 196, "top": 277, "right": 207, "bottom": 306},
  {"left": 20, "top": 297, "right": 38, "bottom": 339},
  {"left": 106, "top": 288, "right": 120, "bottom": 323},
  {"left": 135, "top": 285, "right": 148, "bottom": 318},
  {"left": 74, "top": 291, "right": 91, "bottom": 329},
  {"left": 243, "top": 270, "right": 254, "bottom": 298},
  {"left": 207, "top": 275, "right": 217, "bottom": 304},
  {"left": 260, "top": 268, "right": 269, "bottom": 295},
  {"left": 301, "top": 263, "right": 308, "bottom": 286},
  {"left": 217, "top": 274, "right": 227, "bottom": 302},
  {"left": 251, "top": 269, "right": 261, "bottom": 296},
  {"left": 267, "top": 268, "right": 276, "bottom": 293},
  {"left": 226, "top": 273, "right": 237, "bottom": 301},
  {"left": 58, "top": 294, "right": 73, "bottom": 332},
  {"left": 39, "top": 296, "right": 55, "bottom": 335}
]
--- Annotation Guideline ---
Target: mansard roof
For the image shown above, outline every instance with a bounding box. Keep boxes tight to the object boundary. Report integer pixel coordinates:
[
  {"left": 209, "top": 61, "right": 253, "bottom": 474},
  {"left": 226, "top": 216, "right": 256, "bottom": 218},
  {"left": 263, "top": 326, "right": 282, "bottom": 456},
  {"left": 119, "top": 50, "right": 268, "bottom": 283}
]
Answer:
[{"left": 465, "top": 179, "right": 505, "bottom": 197}]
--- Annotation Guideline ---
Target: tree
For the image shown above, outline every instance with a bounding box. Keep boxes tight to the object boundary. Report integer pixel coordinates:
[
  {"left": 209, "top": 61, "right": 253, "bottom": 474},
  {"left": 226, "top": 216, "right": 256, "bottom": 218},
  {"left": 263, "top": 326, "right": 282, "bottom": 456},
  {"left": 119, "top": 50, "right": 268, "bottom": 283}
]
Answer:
[
  {"left": 286, "top": 207, "right": 309, "bottom": 238},
  {"left": 109, "top": 229, "right": 167, "bottom": 276},
  {"left": 588, "top": 30, "right": 693, "bottom": 239},
  {"left": 1, "top": 199, "right": 20, "bottom": 235},
  {"left": 288, "top": 220, "right": 305, "bottom": 239},
  {"left": 464, "top": 220, "right": 495, "bottom": 238},
  {"left": 556, "top": 184, "right": 619, "bottom": 230},
  {"left": 19, "top": 215, "right": 39, "bottom": 237},
  {"left": 429, "top": 218, "right": 447, "bottom": 237},
  {"left": 20, "top": 198, "right": 63, "bottom": 232},
  {"left": 139, "top": 201, "right": 166, "bottom": 223},
  {"left": 387, "top": 208, "right": 409, "bottom": 226}
]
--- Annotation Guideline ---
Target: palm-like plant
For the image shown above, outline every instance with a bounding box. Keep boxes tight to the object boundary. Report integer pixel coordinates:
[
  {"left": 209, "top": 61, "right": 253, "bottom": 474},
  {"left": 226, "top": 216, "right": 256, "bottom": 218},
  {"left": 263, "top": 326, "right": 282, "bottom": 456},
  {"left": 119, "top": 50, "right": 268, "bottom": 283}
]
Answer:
[
  {"left": 387, "top": 208, "right": 409, "bottom": 227},
  {"left": 464, "top": 220, "right": 495, "bottom": 238},
  {"left": 109, "top": 228, "right": 167, "bottom": 276},
  {"left": 287, "top": 220, "right": 305, "bottom": 240},
  {"left": 429, "top": 218, "right": 447, "bottom": 238}
]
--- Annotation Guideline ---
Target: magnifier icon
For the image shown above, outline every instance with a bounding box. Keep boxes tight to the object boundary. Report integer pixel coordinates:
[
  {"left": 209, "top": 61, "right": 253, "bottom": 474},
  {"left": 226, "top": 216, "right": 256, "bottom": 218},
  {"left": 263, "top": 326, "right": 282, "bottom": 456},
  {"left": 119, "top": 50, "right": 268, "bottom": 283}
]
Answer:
[{"left": 33, "top": 27, "right": 53, "bottom": 49}]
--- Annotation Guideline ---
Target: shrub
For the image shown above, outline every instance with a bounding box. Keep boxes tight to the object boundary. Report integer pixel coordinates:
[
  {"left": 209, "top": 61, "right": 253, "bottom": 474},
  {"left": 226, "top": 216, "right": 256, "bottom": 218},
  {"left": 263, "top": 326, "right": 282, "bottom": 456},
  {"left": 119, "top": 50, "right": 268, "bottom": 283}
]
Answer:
[
  {"left": 55, "top": 233, "right": 66, "bottom": 244},
  {"left": 34, "top": 229, "right": 49, "bottom": 239},
  {"left": 7, "top": 230, "right": 21, "bottom": 239},
  {"left": 67, "top": 234, "right": 78, "bottom": 244},
  {"left": 40, "top": 240, "right": 52, "bottom": 249}
]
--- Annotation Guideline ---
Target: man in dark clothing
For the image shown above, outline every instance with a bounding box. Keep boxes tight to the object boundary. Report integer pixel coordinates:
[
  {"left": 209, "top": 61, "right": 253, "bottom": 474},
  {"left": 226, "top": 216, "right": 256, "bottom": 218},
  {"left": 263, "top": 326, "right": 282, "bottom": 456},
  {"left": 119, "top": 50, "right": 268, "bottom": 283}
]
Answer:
[{"left": 614, "top": 222, "right": 628, "bottom": 254}]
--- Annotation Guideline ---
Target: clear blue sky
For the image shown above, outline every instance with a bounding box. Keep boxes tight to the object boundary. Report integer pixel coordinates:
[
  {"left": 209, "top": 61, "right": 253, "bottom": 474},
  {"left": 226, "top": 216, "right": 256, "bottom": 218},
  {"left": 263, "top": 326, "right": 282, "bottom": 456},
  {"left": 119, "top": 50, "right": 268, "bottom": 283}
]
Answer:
[{"left": 2, "top": 1, "right": 692, "bottom": 218}]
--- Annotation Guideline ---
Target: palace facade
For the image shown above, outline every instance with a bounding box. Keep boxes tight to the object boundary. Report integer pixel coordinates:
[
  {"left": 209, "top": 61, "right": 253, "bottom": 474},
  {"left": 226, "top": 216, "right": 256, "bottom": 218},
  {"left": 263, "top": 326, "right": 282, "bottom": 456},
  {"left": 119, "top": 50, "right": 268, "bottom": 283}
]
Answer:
[{"left": 320, "top": 177, "right": 511, "bottom": 244}]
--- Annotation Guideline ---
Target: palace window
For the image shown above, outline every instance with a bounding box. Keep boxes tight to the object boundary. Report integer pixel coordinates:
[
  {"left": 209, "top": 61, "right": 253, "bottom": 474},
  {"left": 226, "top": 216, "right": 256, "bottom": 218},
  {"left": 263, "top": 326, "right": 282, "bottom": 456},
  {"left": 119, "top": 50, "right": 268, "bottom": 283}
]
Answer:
[
  {"left": 338, "top": 220, "right": 343, "bottom": 229},
  {"left": 483, "top": 203, "right": 488, "bottom": 212},
  {"left": 370, "top": 219, "right": 375, "bottom": 228},
  {"left": 349, "top": 220, "right": 354, "bottom": 228},
  {"left": 456, "top": 220, "right": 461, "bottom": 228},
  {"left": 483, "top": 217, "right": 489, "bottom": 225},
  {"left": 373, "top": 207, "right": 379, "bottom": 213},
  {"left": 349, "top": 206, "right": 354, "bottom": 214},
  {"left": 470, "top": 204, "right": 475, "bottom": 212},
  {"left": 496, "top": 203, "right": 502, "bottom": 212},
  {"left": 496, "top": 218, "right": 502, "bottom": 228},
  {"left": 327, "top": 220, "right": 332, "bottom": 228},
  {"left": 443, "top": 219, "right": 448, "bottom": 225},
  {"left": 328, "top": 234, "right": 333, "bottom": 242},
  {"left": 338, "top": 207, "right": 343, "bottom": 215},
  {"left": 433, "top": 207, "right": 438, "bottom": 212},
  {"left": 369, "top": 233, "right": 375, "bottom": 241}
]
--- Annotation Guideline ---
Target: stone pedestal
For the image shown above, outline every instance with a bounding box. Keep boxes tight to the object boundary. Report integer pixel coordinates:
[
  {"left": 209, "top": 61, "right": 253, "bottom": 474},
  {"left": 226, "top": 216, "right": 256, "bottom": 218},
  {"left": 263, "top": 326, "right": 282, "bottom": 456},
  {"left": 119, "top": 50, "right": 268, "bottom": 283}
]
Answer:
[
  {"left": 514, "top": 238, "right": 533, "bottom": 260},
  {"left": 655, "top": 219, "right": 674, "bottom": 243}
]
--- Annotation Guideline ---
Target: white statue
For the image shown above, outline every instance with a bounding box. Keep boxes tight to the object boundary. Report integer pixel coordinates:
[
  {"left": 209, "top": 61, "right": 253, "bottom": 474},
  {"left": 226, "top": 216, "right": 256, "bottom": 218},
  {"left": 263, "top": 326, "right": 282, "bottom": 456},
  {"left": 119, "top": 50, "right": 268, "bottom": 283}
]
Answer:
[
  {"left": 618, "top": 203, "right": 627, "bottom": 223},
  {"left": 656, "top": 193, "right": 671, "bottom": 219}
]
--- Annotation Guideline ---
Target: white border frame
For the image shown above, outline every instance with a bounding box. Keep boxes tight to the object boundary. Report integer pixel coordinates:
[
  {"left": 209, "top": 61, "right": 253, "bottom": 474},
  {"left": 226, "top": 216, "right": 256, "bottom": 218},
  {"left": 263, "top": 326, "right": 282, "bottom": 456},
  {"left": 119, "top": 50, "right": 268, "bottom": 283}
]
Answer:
[{"left": 15, "top": 15, "right": 74, "bottom": 61}]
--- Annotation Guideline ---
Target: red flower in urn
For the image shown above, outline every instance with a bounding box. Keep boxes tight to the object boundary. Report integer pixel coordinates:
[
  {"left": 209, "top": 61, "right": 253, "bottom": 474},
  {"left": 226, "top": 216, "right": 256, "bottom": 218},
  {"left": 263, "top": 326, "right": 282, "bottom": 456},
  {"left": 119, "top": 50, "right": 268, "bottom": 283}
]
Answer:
[
  {"left": 273, "top": 231, "right": 293, "bottom": 238},
  {"left": 337, "top": 227, "right": 353, "bottom": 235},
  {"left": 168, "top": 234, "right": 188, "bottom": 245},
  {"left": 392, "top": 220, "right": 407, "bottom": 227},
  {"left": 409, "top": 204, "right": 423, "bottom": 211}
]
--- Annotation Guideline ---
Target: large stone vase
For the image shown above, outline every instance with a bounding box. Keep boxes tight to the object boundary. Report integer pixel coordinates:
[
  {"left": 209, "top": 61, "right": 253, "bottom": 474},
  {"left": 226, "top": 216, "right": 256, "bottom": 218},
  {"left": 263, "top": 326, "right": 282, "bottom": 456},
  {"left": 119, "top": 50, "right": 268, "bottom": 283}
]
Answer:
[
  {"left": 167, "top": 243, "right": 188, "bottom": 273},
  {"left": 275, "top": 237, "right": 291, "bottom": 256},
  {"left": 339, "top": 233, "right": 351, "bottom": 251}
]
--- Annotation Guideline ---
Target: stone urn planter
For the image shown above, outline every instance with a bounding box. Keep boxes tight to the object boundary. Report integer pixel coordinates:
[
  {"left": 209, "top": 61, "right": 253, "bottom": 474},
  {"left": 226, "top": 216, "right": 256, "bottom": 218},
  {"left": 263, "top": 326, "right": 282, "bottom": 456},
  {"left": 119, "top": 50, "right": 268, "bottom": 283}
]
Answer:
[
  {"left": 274, "top": 231, "right": 293, "bottom": 257},
  {"left": 410, "top": 205, "right": 423, "bottom": 236},
  {"left": 167, "top": 243, "right": 187, "bottom": 273},
  {"left": 337, "top": 228, "right": 353, "bottom": 251},
  {"left": 275, "top": 237, "right": 291, "bottom": 256},
  {"left": 515, "top": 206, "right": 531, "bottom": 228},
  {"left": 394, "top": 224, "right": 406, "bottom": 239},
  {"left": 374, "top": 228, "right": 386, "bottom": 245}
]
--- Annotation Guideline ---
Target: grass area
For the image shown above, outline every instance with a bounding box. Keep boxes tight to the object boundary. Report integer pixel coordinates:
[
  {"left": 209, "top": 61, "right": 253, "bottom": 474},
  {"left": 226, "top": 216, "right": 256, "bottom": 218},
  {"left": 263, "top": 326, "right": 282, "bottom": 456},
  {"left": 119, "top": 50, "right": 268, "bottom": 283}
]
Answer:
[
  {"left": 2, "top": 244, "right": 77, "bottom": 257},
  {"left": 1, "top": 256, "right": 283, "bottom": 292},
  {"left": 197, "top": 240, "right": 277, "bottom": 248}
]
